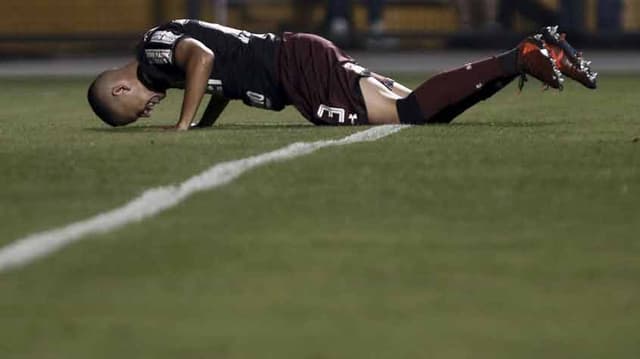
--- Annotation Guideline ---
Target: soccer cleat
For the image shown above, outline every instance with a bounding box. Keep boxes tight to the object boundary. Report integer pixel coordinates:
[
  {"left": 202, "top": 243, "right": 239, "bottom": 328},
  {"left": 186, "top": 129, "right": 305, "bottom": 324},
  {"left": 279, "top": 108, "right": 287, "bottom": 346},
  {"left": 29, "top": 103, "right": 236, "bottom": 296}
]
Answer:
[
  {"left": 540, "top": 25, "right": 597, "bottom": 89},
  {"left": 517, "top": 36, "right": 564, "bottom": 90}
]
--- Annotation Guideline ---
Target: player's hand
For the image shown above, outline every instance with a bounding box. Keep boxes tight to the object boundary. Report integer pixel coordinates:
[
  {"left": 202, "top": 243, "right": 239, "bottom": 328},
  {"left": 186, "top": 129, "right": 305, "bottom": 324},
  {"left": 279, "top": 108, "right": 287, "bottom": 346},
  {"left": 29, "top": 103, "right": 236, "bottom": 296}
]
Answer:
[{"left": 175, "top": 118, "right": 192, "bottom": 131}]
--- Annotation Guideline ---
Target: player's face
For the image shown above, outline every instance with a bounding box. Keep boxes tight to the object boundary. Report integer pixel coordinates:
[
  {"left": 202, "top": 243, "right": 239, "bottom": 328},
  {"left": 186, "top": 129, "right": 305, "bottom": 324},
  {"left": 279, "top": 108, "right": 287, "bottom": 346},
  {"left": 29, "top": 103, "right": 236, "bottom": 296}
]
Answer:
[
  {"left": 133, "top": 82, "right": 166, "bottom": 120},
  {"left": 114, "top": 80, "right": 166, "bottom": 124}
]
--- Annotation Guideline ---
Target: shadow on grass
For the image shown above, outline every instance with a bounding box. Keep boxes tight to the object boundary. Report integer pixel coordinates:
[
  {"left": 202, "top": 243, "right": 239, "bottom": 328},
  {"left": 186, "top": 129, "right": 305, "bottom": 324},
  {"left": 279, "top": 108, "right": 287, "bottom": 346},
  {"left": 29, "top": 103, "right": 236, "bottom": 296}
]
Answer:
[
  {"left": 85, "top": 121, "right": 555, "bottom": 133},
  {"left": 447, "top": 121, "right": 557, "bottom": 127},
  {"left": 85, "top": 123, "right": 317, "bottom": 133}
]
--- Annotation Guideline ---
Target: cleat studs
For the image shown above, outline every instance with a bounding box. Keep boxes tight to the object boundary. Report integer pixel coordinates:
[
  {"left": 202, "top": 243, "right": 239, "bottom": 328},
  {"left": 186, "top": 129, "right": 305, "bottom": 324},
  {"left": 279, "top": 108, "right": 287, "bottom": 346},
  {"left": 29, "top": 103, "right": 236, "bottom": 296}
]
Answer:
[{"left": 544, "top": 25, "right": 561, "bottom": 41}]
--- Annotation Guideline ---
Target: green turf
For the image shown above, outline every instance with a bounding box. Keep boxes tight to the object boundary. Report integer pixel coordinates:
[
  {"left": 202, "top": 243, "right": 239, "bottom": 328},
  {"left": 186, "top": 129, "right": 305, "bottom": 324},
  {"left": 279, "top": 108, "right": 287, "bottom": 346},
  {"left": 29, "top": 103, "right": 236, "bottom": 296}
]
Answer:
[{"left": 0, "top": 75, "right": 639, "bottom": 358}]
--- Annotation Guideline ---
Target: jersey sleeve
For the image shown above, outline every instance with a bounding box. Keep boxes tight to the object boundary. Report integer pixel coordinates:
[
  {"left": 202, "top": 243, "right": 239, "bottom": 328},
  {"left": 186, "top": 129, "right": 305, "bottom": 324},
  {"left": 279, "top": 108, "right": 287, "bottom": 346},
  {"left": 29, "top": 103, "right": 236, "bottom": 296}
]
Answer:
[{"left": 140, "top": 28, "right": 189, "bottom": 66}]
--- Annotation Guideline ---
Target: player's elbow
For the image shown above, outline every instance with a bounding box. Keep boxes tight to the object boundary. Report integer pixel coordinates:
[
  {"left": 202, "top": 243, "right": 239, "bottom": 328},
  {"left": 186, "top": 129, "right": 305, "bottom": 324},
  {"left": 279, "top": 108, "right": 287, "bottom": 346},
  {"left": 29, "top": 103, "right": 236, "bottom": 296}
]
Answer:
[
  {"left": 200, "top": 48, "right": 214, "bottom": 64},
  {"left": 176, "top": 38, "right": 214, "bottom": 71},
  {"left": 193, "top": 48, "right": 214, "bottom": 70},
  {"left": 186, "top": 53, "right": 213, "bottom": 76}
]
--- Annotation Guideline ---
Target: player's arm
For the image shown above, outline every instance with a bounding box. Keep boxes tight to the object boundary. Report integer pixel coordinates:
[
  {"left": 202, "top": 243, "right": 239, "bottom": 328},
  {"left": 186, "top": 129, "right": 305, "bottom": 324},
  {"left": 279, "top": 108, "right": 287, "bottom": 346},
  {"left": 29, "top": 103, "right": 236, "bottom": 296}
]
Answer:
[
  {"left": 173, "top": 38, "right": 215, "bottom": 130},
  {"left": 192, "top": 94, "right": 229, "bottom": 128}
]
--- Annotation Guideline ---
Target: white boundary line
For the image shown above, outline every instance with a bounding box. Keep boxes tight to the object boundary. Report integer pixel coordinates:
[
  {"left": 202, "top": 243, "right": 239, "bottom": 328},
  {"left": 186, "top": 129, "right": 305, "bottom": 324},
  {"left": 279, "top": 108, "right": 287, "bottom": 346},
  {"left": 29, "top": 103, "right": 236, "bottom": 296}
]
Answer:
[{"left": 0, "top": 125, "right": 408, "bottom": 273}]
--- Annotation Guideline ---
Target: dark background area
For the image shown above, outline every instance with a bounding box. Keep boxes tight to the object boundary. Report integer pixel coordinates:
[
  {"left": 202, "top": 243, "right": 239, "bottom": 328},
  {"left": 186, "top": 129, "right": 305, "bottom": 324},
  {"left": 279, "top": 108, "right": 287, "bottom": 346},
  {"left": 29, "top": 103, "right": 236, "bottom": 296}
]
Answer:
[{"left": 1, "top": 0, "right": 639, "bottom": 58}]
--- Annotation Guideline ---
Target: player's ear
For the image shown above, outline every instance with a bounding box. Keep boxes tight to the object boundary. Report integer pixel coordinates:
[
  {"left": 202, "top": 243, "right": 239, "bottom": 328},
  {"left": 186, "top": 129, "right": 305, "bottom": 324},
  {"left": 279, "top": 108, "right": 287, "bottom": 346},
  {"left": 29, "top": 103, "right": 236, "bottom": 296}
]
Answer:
[{"left": 112, "top": 84, "right": 130, "bottom": 96}]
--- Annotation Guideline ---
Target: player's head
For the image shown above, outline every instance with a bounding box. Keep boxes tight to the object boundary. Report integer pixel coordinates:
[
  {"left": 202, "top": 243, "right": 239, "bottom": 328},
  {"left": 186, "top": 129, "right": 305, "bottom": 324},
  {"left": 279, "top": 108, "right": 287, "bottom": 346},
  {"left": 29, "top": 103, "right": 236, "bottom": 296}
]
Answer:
[{"left": 87, "top": 64, "right": 165, "bottom": 127}]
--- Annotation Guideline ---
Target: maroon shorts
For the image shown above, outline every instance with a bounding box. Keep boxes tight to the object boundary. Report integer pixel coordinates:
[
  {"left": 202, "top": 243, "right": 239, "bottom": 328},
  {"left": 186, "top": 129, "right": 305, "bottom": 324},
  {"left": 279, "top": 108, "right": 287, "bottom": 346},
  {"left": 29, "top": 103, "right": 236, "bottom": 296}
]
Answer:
[{"left": 277, "top": 33, "right": 372, "bottom": 126}]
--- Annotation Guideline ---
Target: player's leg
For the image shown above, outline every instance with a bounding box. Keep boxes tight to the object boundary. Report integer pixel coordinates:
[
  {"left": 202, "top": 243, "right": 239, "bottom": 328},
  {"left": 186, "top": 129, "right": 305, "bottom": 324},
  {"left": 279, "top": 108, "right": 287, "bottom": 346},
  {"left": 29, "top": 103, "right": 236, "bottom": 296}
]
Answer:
[
  {"left": 362, "top": 53, "right": 524, "bottom": 124},
  {"left": 362, "top": 26, "right": 595, "bottom": 126},
  {"left": 391, "top": 82, "right": 412, "bottom": 97},
  {"left": 362, "top": 51, "right": 525, "bottom": 125},
  {"left": 371, "top": 72, "right": 412, "bottom": 98},
  {"left": 425, "top": 74, "right": 517, "bottom": 123},
  {"left": 394, "top": 36, "right": 563, "bottom": 125},
  {"left": 361, "top": 71, "right": 516, "bottom": 125},
  {"left": 395, "top": 50, "right": 523, "bottom": 125},
  {"left": 360, "top": 77, "right": 402, "bottom": 124}
]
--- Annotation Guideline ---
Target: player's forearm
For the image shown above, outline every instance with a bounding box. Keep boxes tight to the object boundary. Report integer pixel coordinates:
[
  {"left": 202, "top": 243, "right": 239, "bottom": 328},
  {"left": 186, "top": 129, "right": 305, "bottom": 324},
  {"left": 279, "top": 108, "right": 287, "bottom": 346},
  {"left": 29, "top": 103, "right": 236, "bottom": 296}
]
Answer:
[{"left": 176, "top": 54, "right": 214, "bottom": 130}]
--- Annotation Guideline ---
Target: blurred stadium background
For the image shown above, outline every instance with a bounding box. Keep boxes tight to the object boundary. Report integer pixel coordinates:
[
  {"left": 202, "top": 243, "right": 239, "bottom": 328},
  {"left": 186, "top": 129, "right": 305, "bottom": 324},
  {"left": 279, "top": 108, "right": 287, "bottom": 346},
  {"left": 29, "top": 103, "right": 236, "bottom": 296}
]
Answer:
[{"left": 1, "top": 0, "right": 639, "bottom": 57}]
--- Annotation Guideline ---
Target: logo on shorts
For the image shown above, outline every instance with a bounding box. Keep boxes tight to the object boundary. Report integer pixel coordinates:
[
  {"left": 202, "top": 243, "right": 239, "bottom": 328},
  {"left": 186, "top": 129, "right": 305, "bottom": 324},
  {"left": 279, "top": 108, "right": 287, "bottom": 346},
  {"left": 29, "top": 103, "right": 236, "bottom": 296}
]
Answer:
[{"left": 317, "top": 104, "right": 346, "bottom": 123}]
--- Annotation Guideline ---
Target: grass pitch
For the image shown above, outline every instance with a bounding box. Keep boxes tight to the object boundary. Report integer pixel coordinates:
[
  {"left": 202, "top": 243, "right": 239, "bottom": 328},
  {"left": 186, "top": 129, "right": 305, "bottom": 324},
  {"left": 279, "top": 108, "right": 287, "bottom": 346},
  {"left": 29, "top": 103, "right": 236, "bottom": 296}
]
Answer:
[{"left": 0, "top": 74, "right": 639, "bottom": 358}]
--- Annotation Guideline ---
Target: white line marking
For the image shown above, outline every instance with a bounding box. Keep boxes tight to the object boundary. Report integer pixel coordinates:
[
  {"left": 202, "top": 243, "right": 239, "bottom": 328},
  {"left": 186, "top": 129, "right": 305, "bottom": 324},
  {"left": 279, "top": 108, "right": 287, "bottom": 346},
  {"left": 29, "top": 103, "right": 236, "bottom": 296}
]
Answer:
[{"left": 0, "top": 125, "right": 408, "bottom": 273}]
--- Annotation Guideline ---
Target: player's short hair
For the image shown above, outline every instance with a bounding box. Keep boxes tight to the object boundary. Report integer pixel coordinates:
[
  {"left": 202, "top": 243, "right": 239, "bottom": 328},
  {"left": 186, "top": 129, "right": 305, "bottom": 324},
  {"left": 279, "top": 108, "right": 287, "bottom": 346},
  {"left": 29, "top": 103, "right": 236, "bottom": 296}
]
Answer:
[{"left": 87, "top": 72, "right": 126, "bottom": 127}]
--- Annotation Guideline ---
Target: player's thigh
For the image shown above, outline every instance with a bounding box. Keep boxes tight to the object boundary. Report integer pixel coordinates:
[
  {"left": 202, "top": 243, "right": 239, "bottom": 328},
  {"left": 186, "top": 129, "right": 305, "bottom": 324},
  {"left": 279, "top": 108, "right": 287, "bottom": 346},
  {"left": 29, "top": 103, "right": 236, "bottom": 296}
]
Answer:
[
  {"left": 360, "top": 77, "right": 402, "bottom": 125},
  {"left": 389, "top": 80, "right": 412, "bottom": 98},
  {"left": 371, "top": 72, "right": 413, "bottom": 98}
]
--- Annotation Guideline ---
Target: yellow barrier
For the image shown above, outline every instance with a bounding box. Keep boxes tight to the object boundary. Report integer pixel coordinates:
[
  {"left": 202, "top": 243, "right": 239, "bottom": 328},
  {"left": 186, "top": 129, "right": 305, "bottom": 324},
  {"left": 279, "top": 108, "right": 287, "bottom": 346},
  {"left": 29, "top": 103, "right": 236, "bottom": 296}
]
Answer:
[
  {"left": 0, "top": 0, "right": 637, "bottom": 36},
  {"left": 0, "top": 0, "right": 152, "bottom": 34}
]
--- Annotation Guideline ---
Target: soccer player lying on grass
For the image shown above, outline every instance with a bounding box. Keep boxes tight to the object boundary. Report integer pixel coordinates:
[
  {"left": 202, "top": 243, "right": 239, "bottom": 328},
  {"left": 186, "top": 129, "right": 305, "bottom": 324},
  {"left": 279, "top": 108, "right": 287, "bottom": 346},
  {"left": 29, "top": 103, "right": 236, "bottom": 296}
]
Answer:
[{"left": 87, "top": 20, "right": 597, "bottom": 130}]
